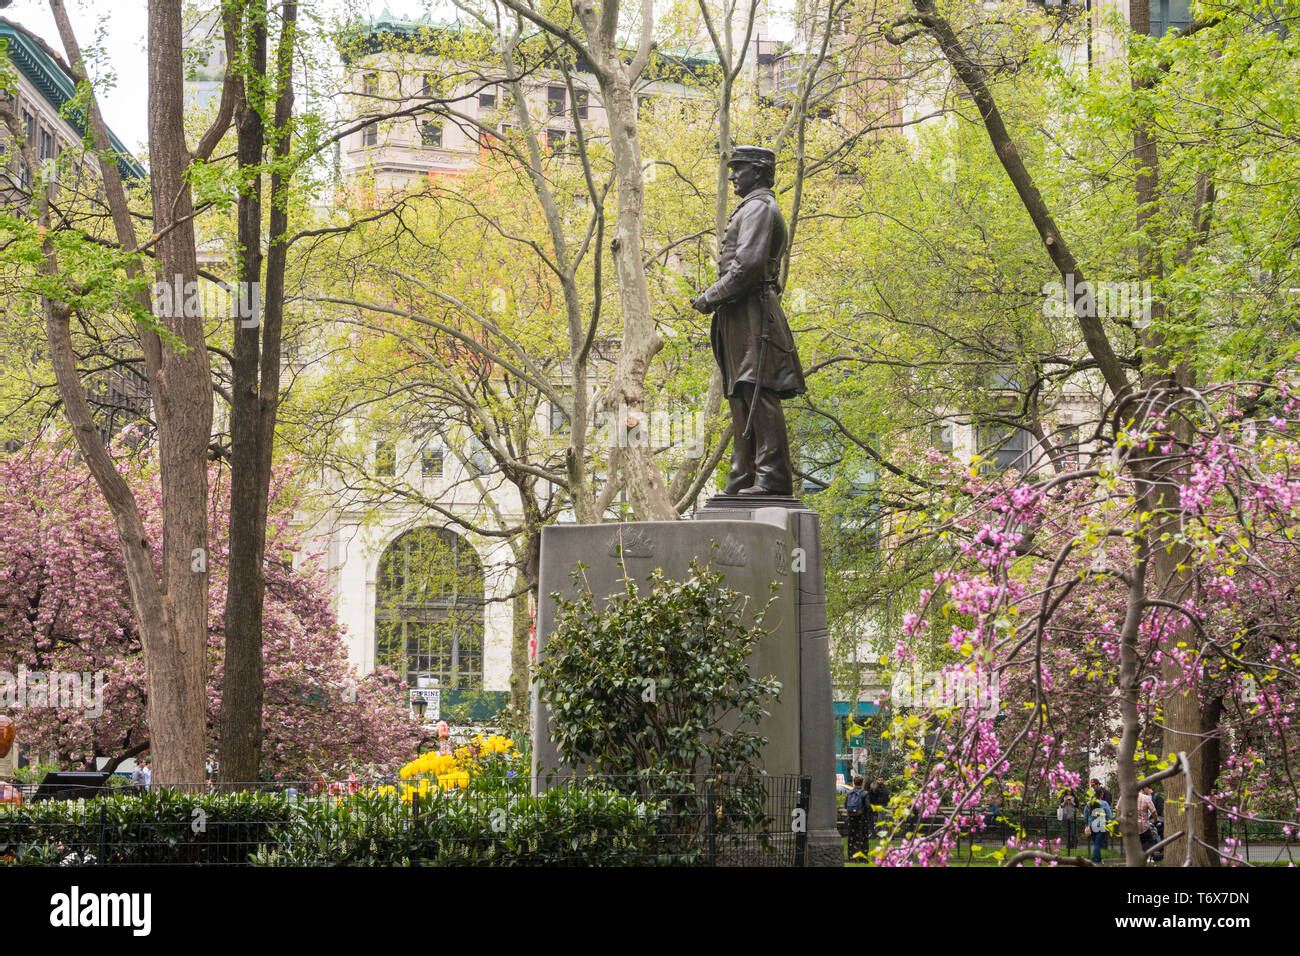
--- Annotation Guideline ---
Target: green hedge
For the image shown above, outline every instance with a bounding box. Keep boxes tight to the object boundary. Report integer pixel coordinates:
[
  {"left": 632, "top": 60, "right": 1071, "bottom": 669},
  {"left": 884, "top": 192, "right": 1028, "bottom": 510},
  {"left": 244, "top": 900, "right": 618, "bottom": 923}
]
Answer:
[
  {"left": 0, "top": 790, "right": 297, "bottom": 865},
  {"left": 0, "top": 788, "right": 702, "bottom": 866}
]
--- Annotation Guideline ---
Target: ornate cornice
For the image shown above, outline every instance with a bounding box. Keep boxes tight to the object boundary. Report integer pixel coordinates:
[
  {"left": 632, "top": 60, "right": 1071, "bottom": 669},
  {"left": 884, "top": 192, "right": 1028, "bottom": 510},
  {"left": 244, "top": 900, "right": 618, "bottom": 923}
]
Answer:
[{"left": 1, "top": 17, "right": 146, "bottom": 182}]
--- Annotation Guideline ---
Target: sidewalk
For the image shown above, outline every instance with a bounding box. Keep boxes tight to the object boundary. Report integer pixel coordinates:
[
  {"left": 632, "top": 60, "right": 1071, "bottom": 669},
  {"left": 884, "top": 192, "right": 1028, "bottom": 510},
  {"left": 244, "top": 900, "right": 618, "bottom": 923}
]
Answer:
[{"left": 856, "top": 841, "right": 1298, "bottom": 866}]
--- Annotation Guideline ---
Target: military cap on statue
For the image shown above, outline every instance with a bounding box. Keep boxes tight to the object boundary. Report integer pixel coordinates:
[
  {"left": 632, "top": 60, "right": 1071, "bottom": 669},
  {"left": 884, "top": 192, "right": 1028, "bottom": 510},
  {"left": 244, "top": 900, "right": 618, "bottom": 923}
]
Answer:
[{"left": 727, "top": 145, "right": 776, "bottom": 168}]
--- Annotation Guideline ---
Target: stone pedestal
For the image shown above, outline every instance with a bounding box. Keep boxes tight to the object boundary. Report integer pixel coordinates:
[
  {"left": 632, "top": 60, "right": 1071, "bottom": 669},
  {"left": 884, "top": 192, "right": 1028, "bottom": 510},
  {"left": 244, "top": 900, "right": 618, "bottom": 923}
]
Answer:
[
  {"left": 697, "top": 495, "right": 840, "bottom": 867},
  {"left": 531, "top": 494, "right": 839, "bottom": 867}
]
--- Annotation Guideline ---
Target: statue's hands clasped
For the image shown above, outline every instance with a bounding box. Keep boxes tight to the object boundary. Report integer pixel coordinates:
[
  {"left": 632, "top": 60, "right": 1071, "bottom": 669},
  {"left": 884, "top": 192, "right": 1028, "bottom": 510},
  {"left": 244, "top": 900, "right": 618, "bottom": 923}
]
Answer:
[{"left": 690, "top": 294, "right": 714, "bottom": 315}]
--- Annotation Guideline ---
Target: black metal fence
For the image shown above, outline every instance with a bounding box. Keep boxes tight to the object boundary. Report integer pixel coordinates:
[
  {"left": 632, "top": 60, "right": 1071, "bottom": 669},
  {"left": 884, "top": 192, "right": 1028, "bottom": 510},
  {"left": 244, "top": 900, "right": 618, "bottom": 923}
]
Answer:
[
  {"left": 970, "top": 807, "right": 1297, "bottom": 849},
  {"left": 0, "top": 773, "right": 812, "bottom": 867},
  {"left": 840, "top": 806, "right": 1298, "bottom": 860}
]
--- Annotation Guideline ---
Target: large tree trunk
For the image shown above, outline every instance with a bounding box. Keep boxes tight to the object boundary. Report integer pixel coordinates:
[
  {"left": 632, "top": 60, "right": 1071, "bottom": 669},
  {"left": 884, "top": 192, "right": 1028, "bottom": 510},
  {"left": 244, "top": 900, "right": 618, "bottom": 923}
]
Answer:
[
  {"left": 573, "top": 1, "right": 678, "bottom": 521},
  {"left": 221, "top": 1, "right": 297, "bottom": 785},
  {"left": 491, "top": 0, "right": 679, "bottom": 519},
  {"left": 221, "top": 0, "right": 269, "bottom": 785},
  {"left": 510, "top": 529, "right": 540, "bottom": 712},
  {"left": 38, "top": 0, "right": 218, "bottom": 788},
  {"left": 1128, "top": 0, "right": 1217, "bottom": 865},
  {"left": 147, "top": 0, "right": 214, "bottom": 788},
  {"left": 1115, "top": 549, "right": 1148, "bottom": 865}
]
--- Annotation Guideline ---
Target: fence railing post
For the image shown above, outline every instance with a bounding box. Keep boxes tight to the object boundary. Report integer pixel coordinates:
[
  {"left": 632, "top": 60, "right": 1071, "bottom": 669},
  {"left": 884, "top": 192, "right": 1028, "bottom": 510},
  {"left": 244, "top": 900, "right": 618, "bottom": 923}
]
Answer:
[
  {"left": 795, "top": 774, "right": 811, "bottom": 867},
  {"left": 705, "top": 779, "right": 717, "bottom": 867},
  {"left": 97, "top": 800, "right": 107, "bottom": 865}
]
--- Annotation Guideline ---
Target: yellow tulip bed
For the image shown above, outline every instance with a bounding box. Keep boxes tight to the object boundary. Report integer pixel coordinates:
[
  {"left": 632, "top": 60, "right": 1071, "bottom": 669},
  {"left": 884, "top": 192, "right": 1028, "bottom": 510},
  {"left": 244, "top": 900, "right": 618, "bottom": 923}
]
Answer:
[{"left": 389, "top": 735, "right": 523, "bottom": 801}]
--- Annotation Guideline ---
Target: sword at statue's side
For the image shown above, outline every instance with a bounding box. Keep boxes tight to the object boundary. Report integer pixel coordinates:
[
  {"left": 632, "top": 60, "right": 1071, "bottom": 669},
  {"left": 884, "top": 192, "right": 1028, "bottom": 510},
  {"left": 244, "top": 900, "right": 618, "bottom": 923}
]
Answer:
[
  {"left": 742, "top": 282, "right": 781, "bottom": 440},
  {"left": 742, "top": 326, "right": 770, "bottom": 441}
]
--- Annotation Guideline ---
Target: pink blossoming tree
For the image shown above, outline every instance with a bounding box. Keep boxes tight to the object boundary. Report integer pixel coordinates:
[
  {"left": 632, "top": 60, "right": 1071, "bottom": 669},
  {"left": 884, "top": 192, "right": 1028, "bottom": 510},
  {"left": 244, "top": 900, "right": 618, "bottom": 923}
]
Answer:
[
  {"left": 0, "top": 437, "right": 422, "bottom": 780},
  {"left": 876, "top": 383, "right": 1300, "bottom": 866}
]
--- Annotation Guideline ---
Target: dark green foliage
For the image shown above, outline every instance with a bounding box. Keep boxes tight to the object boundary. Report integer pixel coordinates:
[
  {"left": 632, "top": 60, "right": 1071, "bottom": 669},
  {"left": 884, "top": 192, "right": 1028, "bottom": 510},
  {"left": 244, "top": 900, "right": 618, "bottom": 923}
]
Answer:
[
  {"left": 0, "top": 788, "right": 699, "bottom": 866},
  {"left": 534, "top": 561, "right": 786, "bottom": 854},
  {"left": 536, "top": 561, "right": 781, "bottom": 786},
  {"left": 256, "top": 787, "right": 678, "bottom": 866},
  {"left": 0, "top": 790, "right": 296, "bottom": 865}
]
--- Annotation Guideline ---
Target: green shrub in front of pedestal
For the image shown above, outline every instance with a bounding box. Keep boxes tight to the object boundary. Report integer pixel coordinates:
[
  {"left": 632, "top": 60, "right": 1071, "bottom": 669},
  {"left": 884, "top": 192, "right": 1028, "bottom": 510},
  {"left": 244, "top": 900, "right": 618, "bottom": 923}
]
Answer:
[{"left": 537, "top": 560, "right": 781, "bottom": 783}]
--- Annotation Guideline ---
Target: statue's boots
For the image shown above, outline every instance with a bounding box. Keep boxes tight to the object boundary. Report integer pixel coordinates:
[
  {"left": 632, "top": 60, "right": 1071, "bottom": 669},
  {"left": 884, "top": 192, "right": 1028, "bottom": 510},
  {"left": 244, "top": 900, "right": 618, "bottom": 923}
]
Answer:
[
  {"left": 723, "top": 388, "right": 756, "bottom": 494},
  {"left": 734, "top": 385, "right": 794, "bottom": 497}
]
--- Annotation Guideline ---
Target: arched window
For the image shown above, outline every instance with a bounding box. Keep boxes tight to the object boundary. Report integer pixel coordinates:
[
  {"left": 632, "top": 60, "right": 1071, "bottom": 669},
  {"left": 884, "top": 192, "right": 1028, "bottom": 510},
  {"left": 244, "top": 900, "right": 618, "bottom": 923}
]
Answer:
[{"left": 375, "top": 527, "right": 484, "bottom": 689}]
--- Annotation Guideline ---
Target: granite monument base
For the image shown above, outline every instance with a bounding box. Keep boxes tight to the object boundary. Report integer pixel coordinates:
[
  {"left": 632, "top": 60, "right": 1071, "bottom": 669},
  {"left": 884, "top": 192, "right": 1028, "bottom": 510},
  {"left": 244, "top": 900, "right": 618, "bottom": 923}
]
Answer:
[{"left": 531, "top": 494, "right": 839, "bottom": 867}]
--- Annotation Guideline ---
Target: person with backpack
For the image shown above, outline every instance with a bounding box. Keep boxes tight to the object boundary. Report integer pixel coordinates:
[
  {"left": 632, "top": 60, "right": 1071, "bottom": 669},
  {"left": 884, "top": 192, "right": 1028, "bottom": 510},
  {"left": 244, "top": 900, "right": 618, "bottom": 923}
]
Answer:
[
  {"left": 1085, "top": 799, "right": 1109, "bottom": 863},
  {"left": 1089, "top": 778, "right": 1116, "bottom": 848},
  {"left": 845, "top": 775, "right": 868, "bottom": 859},
  {"left": 1081, "top": 796, "right": 1112, "bottom": 863}
]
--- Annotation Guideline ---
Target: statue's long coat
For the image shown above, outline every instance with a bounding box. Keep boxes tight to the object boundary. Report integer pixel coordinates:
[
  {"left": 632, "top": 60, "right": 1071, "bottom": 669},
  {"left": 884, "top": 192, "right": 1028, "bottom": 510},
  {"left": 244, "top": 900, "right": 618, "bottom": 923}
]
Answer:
[{"left": 700, "top": 186, "right": 807, "bottom": 400}]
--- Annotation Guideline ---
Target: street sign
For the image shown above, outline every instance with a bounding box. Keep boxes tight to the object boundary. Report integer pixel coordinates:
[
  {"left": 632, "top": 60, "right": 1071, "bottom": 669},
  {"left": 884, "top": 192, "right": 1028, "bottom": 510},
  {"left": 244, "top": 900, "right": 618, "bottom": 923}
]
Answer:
[{"left": 410, "top": 687, "right": 440, "bottom": 720}]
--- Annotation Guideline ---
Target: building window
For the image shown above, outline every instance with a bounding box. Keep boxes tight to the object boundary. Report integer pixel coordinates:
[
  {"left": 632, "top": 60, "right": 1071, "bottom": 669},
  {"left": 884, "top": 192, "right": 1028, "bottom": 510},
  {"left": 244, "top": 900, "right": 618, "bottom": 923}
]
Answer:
[
  {"left": 479, "top": 91, "right": 496, "bottom": 110},
  {"left": 420, "top": 73, "right": 434, "bottom": 97},
  {"left": 420, "top": 121, "right": 442, "bottom": 148},
  {"left": 831, "top": 502, "right": 882, "bottom": 564},
  {"left": 548, "top": 400, "right": 568, "bottom": 435},
  {"left": 466, "top": 438, "right": 492, "bottom": 475},
  {"left": 363, "top": 73, "right": 379, "bottom": 97},
  {"left": 21, "top": 109, "right": 34, "bottom": 144},
  {"left": 1059, "top": 425, "right": 1081, "bottom": 469},
  {"left": 421, "top": 446, "right": 444, "bottom": 477},
  {"left": 798, "top": 420, "right": 841, "bottom": 493},
  {"left": 977, "top": 425, "right": 1032, "bottom": 473},
  {"left": 375, "top": 527, "right": 484, "bottom": 691},
  {"left": 637, "top": 95, "right": 653, "bottom": 118},
  {"left": 481, "top": 125, "right": 512, "bottom": 151},
  {"left": 39, "top": 128, "right": 53, "bottom": 161},
  {"left": 363, "top": 123, "right": 378, "bottom": 147},
  {"left": 573, "top": 89, "right": 588, "bottom": 120},
  {"left": 931, "top": 422, "right": 954, "bottom": 455},
  {"left": 988, "top": 365, "right": 1023, "bottom": 392},
  {"left": 546, "top": 128, "right": 567, "bottom": 155},
  {"left": 547, "top": 85, "right": 566, "bottom": 115},
  {"left": 374, "top": 440, "right": 396, "bottom": 477},
  {"left": 1151, "top": 0, "right": 1191, "bottom": 37}
]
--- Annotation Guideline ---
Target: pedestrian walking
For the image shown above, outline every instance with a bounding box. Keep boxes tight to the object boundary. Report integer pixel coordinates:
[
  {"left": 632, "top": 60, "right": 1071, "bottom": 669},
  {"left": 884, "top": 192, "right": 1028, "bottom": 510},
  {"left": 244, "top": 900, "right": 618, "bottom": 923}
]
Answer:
[
  {"left": 868, "top": 776, "right": 889, "bottom": 838},
  {"left": 1086, "top": 799, "right": 1108, "bottom": 863},
  {"left": 1139, "top": 786, "right": 1162, "bottom": 861},
  {"left": 131, "top": 758, "right": 151, "bottom": 794},
  {"left": 845, "top": 774, "right": 868, "bottom": 860},
  {"left": 1058, "top": 787, "right": 1078, "bottom": 850},
  {"left": 1089, "top": 778, "right": 1114, "bottom": 847}
]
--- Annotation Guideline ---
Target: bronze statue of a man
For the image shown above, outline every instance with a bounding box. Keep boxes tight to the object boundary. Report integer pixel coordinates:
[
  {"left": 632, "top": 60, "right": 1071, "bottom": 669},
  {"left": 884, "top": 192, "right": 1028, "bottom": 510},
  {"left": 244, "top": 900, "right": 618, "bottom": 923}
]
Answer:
[{"left": 691, "top": 145, "right": 806, "bottom": 497}]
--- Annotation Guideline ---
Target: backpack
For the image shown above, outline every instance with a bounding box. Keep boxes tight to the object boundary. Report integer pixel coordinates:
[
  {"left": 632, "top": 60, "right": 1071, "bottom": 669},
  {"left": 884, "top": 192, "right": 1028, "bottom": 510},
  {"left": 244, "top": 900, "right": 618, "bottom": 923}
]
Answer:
[{"left": 845, "top": 788, "right": 865, "bottom": 816}]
